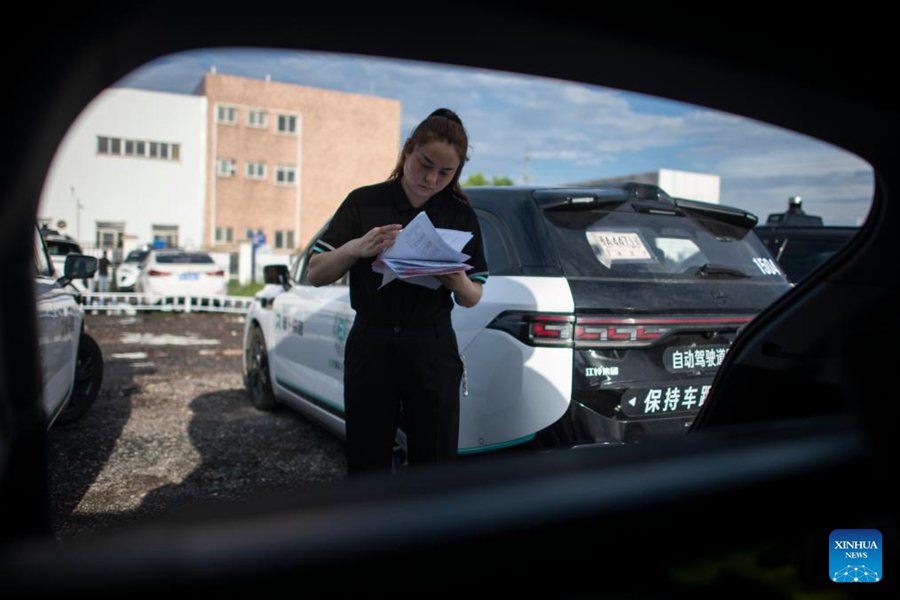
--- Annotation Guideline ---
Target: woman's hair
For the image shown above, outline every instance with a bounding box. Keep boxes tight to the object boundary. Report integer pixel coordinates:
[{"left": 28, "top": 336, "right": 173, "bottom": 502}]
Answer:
[{"left": 389, "top": 108, "right": 470, "bottom": 202}]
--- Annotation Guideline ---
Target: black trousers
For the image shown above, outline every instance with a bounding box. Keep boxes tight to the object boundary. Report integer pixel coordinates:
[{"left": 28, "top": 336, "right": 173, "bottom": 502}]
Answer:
[{"left": 343, "top": 317, "right": 463, "bottom": 475}]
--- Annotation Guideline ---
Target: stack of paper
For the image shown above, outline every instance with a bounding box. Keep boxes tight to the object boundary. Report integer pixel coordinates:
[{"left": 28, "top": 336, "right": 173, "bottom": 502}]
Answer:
[{"left": 373, "top": 211, "right": 472, "bottom": 290}]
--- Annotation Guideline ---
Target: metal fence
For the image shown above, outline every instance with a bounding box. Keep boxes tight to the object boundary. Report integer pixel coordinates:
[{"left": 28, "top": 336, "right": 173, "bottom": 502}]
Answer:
[{"left": 80, "top": 292, "right": 254, "bottom": 314}]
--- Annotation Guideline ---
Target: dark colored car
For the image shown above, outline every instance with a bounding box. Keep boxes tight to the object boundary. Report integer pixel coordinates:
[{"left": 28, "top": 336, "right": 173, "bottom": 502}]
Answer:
[
  {"left": 755, "top": 225, "right": 859, "bottom": 283},
  {"left": 468, "top": 183, "right": 791, "bottom": 446}
]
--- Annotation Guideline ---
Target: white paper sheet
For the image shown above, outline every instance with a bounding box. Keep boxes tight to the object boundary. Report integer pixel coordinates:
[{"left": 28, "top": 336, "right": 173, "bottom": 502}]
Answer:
[{"left": 375, "top": 212, "right": 472, "bottom": 289}]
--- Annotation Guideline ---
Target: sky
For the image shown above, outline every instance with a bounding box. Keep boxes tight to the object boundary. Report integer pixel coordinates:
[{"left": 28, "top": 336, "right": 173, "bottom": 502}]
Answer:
[{"left": 115, "top": 48, "right": 873, "bottom": 226}]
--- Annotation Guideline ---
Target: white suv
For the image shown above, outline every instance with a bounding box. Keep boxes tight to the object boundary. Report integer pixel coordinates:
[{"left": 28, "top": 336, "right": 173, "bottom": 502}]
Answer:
[
  {"left": 34, "top": 226, "right": 103, "bottom": 427},
  {"left": 243, "top": 184, "right": 790, "bottom": 456}
]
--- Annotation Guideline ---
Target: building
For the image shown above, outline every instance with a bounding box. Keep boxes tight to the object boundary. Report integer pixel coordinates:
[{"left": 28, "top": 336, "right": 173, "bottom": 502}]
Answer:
[
  {"left": 571, "top": 169, "right": 721, "bottom": 204},
  {"left": 38, "top": 74, "right": 403, "bottom": 270},
  {"left": 198, "top": 72, "right": 401, "bottom": 255},
  {"left": 39, "top": 88, "right": 208, "bottom": 256}
]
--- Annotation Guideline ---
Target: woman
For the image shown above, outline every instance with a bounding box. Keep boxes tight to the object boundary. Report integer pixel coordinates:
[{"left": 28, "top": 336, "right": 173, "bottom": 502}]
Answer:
[{"left": 307, "top": 108, "right": 489, "bottom": 475}]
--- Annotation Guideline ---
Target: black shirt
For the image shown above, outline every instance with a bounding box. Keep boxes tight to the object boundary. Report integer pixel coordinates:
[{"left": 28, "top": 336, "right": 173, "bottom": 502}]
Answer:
[{"left": 314, "top": 178, "right": 488, "bottom": 325}]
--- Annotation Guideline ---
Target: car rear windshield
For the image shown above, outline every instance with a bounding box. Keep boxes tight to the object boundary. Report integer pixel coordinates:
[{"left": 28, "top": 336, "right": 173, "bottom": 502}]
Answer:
[
  {"left": 46, "top": 241, "right": 80, "bottom": 256},
  {"left": 126, "top": 250, "right": 149, "bottom": 262},
  {"left": 767, "top": 237, "right": 850, "bottom": 282},
  {"left": 543, "top": 208, "right": 785, "bottom": 281},
  {"left": 155, "top": 253, "right": 214, "bottom": 264}
]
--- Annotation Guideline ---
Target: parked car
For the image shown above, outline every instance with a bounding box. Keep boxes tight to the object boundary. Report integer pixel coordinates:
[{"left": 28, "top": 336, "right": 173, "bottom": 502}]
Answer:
[
  {"left": 115, "top": 247, "right": 150, "bottom": 291},
  {"left": 755, "top": 224, "right": 859, "bottom": 283},
  {"left": 135, "top": 249, "right": 228, "bottom": 297},
  {"left": 34, "top": 226, "right": 103, "bottom": 427},
  {"left": 243, "top": 183, "right": 791, "bottom": 456},
  {"left": 40, "top": 227, "right": 92, "bottom": 293}
]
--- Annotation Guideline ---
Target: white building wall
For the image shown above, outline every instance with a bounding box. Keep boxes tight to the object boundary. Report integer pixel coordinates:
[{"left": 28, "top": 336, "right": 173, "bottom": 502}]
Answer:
[
  {"left": 38, "top": 87, "right": 207, "bottom": 251},
  {"left": 657, "top": 169, "right": 720, "bottom": 204},
  {"left": 570, "top": 169, "right": 721, "bottom": 204}
]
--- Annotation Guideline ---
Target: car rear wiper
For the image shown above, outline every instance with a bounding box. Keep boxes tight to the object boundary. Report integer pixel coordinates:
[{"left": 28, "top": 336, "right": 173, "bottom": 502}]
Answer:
[{"left": 692, "top": 263, "right": 751, "bottom": 279}]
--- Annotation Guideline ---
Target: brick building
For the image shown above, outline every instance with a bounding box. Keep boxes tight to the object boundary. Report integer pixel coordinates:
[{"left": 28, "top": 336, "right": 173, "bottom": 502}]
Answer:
[{"left": 198, "top": 73, "right": 401, "bottom": 255}]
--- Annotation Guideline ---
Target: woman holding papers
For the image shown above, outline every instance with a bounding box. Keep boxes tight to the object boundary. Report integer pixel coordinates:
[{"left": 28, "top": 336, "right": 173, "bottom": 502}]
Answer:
[{"left": 308, "top": 108, "right": 488, "bottom": 475}]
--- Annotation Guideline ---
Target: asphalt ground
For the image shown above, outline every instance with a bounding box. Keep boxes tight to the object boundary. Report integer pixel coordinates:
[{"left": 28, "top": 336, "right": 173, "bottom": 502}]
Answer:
[{"left": 46, "top": 311, "right": 347, "bottom": 540}]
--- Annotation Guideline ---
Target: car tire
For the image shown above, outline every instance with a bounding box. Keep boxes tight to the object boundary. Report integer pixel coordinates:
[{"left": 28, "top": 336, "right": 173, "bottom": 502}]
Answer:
[
  {"left": 245, "top": 325, "right": 276, "bottom": 411},
  {"left": 56, "top": 333, "right": 103, "bottom": 426}
]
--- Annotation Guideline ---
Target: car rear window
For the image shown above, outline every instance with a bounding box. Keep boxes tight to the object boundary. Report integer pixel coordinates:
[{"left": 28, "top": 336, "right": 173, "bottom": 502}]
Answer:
[
  {"left": 155, "top": 253, "right": 214, "bottom": 264},
  {"left": 46, "top": 241, "right": 80, "bottom": 256},
  {"left": 543, "top": 208, "right": 785, "bottom": 281},
  {"left": 126, "top": 250, "right": 149, "bottom": 262}
]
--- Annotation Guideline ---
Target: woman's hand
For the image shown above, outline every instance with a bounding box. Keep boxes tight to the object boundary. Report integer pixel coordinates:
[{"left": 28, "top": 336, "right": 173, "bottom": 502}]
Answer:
[
  {"left": 351, "top": 224, "right": 402, "bottom": 258},
  {"left": 437, "top": 271, "right": 483, "bottom": 307},
  {"left": 309, "top": 224, "right": 401, "bottom": 287}
]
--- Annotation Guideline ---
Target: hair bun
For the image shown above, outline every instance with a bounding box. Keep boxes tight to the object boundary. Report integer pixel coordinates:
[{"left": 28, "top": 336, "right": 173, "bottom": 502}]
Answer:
[{"left": 428, "top": 108, "right": 463, "bottom": 126}]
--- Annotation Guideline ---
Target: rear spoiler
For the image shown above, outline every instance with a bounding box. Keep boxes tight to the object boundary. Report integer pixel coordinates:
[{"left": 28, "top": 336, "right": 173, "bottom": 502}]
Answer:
[
  {"left": 673, "top": 197, "right": 759, "bottom": 230},
  {"left": 534, "top": 182, "right": 673, "bottom": 209}
]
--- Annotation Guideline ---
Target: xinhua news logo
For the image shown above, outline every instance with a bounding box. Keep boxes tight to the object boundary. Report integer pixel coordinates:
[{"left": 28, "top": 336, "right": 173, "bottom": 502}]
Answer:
[{"left": 830, "top": 529, "right": 882, "bottom": 583}]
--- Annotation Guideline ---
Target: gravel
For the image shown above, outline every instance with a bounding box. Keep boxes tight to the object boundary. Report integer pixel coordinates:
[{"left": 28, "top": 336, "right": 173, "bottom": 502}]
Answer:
[{"left": 47, "top": 311, "right": 347, "bottom": 540}]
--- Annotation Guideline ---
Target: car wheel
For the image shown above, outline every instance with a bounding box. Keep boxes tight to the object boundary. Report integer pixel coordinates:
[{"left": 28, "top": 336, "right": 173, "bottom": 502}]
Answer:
[
  {"left": 56, "top": 333, "right": 103, "bottom": 426},
  {"left": 245, "top": 325, "right": 276, "bottom": 411}
]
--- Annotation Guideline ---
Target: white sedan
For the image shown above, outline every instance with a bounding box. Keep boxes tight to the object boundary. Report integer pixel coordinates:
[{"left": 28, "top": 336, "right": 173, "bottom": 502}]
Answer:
[
  {"left": 115, "top": 248, "right": 149, "bottom": 291},
  {"left": 136, "top": 250, "right": 228, "bottom": 297}
]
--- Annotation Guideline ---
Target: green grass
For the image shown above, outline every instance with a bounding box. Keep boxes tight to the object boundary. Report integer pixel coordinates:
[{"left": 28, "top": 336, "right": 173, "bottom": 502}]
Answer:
[{"left": 227, "top": 281, "right": 266, "bottom": 296}]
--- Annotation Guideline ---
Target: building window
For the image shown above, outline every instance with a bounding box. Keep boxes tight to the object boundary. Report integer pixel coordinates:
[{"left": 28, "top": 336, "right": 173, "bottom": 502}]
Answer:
[
  {"left": 274, "top": 230, "right": 296, "bottom": 249},
  {"left": 99, "top": 136, "right": 176, "bottom": 161},
  {"left": 96, "top": 222, "right": 125, "bottom": 250},
  {"left": 215, "top": 227, "right": 234, "bottom": 243},
  {"left": 152, "top": 224, "right": 179, "bottom": 249},
  {"left": 217, "top": 105, "right": 237, "bottom": 125},
  {"left": 216, "top": 159, "right": 236, "bottom": 177},
  {"left": 172, "top": 144, "right": 180, "bottom": 161},
  {"left": 245, "top": 161, "right": 267, "bottom": 180},
  {"left": 247, "top": 109, "right": 268, "bottom": 128},
  {"left": 277, "top": 114, "right": 297, "bottom": 134},
  {"left": 275, "top": 165, "right": 296, "bottom": 185}
]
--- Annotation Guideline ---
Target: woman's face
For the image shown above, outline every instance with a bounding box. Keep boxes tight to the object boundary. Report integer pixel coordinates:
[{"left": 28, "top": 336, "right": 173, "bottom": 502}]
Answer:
[{"left": 400, "top": 140, "right": 461, "bottom": 206}]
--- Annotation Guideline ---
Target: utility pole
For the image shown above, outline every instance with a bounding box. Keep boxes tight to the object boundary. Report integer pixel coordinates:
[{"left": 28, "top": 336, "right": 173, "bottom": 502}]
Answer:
[{"left": 523, "top": 149, "right": 532, "bottom": 185}]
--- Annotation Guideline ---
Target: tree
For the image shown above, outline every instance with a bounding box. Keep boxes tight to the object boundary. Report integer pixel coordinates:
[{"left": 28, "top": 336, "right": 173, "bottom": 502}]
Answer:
[
  {"left": 463, "top": 173, "right": 514, "bottom": 187},
  {"left": 463, "top": 173, "right": 489, "bottom": 187}
]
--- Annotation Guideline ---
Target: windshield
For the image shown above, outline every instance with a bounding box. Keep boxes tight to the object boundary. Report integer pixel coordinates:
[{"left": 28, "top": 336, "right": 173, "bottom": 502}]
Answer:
[
  {"left": 45, "top": 240, "right": 80, "bottom": 256},
  {"left": 544, "top": 208, "right": 786, "bottom": 282},
  {"left": 155, "top": 253, "right": 214, "bottom": 264},
  {"left": 125, "top": 250, "right": 149, "bottom": 262}
]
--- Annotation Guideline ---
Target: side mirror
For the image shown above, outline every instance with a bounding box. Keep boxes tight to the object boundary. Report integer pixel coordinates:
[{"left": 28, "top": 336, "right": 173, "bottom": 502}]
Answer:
[
  {"left": 263, "top": 264, "right": 291, "bottom": 290},
  {"left": 63, "top": 254, "right": 98, "bottom": 280}
]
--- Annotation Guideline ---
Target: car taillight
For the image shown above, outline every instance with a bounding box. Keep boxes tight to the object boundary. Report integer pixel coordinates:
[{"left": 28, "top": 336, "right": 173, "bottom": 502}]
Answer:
[
  {"left": 487, "top": 312, "right": 752, "bottom": 348},
  {"left": 486, "top": 313, "right": 574, "bottom": 347},
  {"left": 147, "top": 269, "right": 171, "bottom": 277},
  {"left": 208, "top": 270, "right": 225, "bottom": 277}
]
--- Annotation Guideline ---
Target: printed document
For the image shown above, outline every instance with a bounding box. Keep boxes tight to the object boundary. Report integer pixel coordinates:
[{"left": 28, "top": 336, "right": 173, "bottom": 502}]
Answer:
[{"left": 373, "top": 212, "right": 472, "bottom": 289}]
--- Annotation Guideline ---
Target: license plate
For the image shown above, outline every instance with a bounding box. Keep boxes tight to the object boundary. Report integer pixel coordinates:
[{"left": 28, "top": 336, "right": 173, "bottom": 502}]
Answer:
[
  {"left": 621, "top": 384, "right": 713, "bottom": 417},
  {"left": 663, "top": 345, "right": 730, "bottom": 373},
  {"left": 179, "top": 273, "right": 199, "bottom": 281}
]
